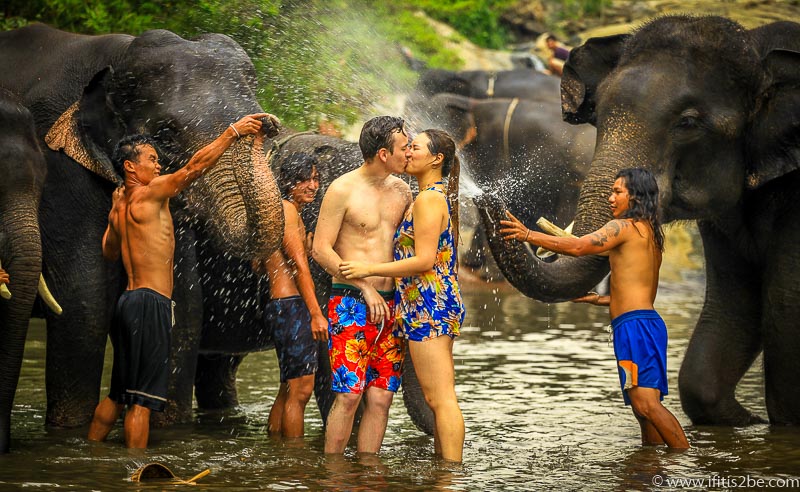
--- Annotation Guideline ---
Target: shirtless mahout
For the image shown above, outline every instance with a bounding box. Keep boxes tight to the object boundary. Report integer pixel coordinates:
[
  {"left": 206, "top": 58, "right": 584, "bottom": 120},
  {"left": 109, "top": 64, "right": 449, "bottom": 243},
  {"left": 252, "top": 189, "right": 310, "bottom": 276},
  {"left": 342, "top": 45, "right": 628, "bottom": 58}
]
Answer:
[
  {"left": 500, "top": 167, "right": 690, "bottom": 449},
  {"left": 87, "top": 112, "right": 277, "bottom": 449},
  {"left": 252, "top": 152, "right": 328, "bottom": 439}
]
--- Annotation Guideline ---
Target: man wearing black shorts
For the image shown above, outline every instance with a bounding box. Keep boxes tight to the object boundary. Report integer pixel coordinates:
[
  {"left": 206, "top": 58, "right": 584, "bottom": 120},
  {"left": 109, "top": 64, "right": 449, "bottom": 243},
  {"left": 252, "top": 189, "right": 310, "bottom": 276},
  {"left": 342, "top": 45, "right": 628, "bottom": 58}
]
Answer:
[
  {"left": 253, "top": 152, "right": 328, "bottom": 438},
  {"left": 88, "top": 112, "right": 278, "bottom": 448}
]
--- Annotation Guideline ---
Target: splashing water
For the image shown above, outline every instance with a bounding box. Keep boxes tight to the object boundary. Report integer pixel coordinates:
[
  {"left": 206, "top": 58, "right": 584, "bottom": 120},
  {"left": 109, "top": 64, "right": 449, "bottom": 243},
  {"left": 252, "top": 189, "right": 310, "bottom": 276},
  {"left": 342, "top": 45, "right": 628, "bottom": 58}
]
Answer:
[
  {"left": 459, "top": 170, "right": 484, "bottom": 198},
  {"left": 458, "top": 160, "right": 484, "bottom": 198}
]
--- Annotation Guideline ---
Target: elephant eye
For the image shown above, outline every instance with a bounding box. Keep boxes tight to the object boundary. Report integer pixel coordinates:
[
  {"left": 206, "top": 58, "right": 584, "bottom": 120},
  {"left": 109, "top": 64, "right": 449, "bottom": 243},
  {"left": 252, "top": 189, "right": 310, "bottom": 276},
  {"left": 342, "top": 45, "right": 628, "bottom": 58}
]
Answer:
[{"left": 676, "top": 109, "right": 701, "bottom": 129}]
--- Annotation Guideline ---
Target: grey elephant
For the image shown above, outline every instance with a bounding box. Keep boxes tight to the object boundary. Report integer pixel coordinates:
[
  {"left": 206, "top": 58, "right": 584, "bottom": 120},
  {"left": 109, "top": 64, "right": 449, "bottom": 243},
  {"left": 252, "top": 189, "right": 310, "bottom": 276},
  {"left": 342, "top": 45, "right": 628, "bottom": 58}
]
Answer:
[
  {"left": 422, "top": 93, "right": 595, "bottom": 231},
  {"left": 0, "top": 25, "right": 284, "bottom": 430},
  {"left": 413, "top": 93, "right": 595, "bottom": 273},
  {"left": 412, "top": 68, "right": 560, "bottom": 102},
  {"left": 193, "top": 130, "right": 437, "bottom": 433},
  {"left": 476, "top": 16, "right": 800, "bottom": 425},
  {"left": 0, "top": 89, "right": 62, "bottom": 453}
]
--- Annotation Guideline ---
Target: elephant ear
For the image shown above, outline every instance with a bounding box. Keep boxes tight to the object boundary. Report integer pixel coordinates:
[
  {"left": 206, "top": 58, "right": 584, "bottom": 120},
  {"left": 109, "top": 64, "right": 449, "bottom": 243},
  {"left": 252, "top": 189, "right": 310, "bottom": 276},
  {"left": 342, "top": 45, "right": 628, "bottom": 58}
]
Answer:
[
  {"left": 45, "top": 67, "right": 125, "bottom": 185},
  {"left": 747, "top": 48, "right": 800, "bottom": 189},
  {"left": 561, "top": 34, "right": 629, "bottom": 126}
]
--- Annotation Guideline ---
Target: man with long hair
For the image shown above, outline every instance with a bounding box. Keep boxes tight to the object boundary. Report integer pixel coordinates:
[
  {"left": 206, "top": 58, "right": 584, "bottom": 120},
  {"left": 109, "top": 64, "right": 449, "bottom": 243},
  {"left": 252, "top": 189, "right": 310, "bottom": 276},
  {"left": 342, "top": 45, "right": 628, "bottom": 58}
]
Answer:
[
  {"left": 252, "top": 152, "right": 328, "bottom": 438},
  {"left": 499, "top": 167, "right": 689, "bottom": 448}
]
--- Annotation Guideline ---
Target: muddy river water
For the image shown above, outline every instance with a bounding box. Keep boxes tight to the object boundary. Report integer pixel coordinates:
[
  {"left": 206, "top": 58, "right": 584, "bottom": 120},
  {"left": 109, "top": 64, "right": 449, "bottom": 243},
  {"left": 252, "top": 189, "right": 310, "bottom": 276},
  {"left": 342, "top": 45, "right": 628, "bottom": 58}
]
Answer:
[{"left": 2, "top": 229, "right": 800, "bottom": 490}]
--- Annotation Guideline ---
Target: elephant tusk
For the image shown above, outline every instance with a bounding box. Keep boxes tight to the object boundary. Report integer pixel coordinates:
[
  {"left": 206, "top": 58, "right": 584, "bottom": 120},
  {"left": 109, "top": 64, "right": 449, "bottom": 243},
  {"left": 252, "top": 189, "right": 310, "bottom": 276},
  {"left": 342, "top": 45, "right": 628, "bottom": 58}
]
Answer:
[
  {"left": 535, "top": 218, "right": 577, "bottom": 259},
  {"left": 39, "top": 274, "right": 63, "bottom": 315}
]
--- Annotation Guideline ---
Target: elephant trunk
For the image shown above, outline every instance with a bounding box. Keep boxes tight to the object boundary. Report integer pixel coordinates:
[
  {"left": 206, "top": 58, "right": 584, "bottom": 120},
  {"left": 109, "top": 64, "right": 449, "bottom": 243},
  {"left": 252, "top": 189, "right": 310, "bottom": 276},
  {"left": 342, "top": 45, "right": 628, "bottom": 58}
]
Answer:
[
  {"left": 182, "top": 135, "right": 283, "bottom": 260},
  {"left": 0, "top": 198, "right": 42, "bottom": 453},
  {"left": 475, "top": 154, "right": 630, "bottom": 302}
]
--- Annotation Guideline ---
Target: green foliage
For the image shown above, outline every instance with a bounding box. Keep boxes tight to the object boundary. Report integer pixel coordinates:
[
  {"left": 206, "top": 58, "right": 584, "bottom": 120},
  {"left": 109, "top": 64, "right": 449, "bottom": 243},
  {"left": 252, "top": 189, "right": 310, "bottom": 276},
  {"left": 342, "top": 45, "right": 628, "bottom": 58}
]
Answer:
[
  {"left": 406, "top": 0, "right": 515, "bottom": 49},
  {"left": 556, "top": 0, "right": 611, "bottom": 21},
  {"left": 0, "top": 0, "right": 161, "bottom": 34},
  {"left": 0, "top": 0, "right": 465, "bottom": 131}
]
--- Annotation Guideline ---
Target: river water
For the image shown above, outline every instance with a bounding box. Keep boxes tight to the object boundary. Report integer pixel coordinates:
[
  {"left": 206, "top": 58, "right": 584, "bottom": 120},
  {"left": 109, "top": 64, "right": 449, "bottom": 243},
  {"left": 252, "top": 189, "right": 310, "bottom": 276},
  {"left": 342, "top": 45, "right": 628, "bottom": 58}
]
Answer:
[{"left": 3, "top": 233, "right": 800, "bottom": 490}]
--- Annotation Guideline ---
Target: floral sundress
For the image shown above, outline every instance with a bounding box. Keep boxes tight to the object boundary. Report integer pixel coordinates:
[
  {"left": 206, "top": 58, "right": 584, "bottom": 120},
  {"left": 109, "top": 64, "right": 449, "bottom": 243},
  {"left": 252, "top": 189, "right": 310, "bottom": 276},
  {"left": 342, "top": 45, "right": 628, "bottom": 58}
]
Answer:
[{"left": 393, "top": 182, "right": 465, "bottom": 341}]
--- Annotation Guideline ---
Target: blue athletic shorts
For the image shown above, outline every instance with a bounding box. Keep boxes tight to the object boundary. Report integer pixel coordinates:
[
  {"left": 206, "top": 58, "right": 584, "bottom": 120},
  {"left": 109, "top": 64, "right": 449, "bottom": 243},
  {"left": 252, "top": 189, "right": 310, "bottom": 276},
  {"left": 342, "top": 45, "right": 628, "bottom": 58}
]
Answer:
[
  {"left": 611, "top": 310, "right": 668, "bottom": 405},
  {"left": 264, "top": 296, "right": 319, "bottom": 382}
]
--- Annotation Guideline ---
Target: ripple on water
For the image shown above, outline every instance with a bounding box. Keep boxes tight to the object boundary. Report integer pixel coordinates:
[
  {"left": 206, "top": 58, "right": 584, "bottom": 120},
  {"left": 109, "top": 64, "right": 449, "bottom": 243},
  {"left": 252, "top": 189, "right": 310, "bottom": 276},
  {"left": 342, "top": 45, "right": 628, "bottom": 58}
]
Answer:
[{"left": 4, "top": 282, "right": 796, "bottom": 489}]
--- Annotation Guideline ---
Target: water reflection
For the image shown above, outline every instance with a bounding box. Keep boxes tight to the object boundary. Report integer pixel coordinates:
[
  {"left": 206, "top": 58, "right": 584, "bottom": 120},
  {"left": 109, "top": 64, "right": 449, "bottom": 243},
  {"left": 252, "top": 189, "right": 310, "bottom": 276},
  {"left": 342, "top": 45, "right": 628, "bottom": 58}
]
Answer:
[{"left": 4, "top": 265, "right": 799, "bottom": 490}]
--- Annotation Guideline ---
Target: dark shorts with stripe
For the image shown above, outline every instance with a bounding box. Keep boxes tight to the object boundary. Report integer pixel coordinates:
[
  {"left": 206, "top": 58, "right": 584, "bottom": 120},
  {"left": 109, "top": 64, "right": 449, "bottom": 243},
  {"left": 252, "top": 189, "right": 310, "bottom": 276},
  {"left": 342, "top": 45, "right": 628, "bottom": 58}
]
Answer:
[
  {"left": 264, "top": 296, "right": 319, "bottom": 382},
  {"left": 109, "top": 288, "right": 173, "bottom": 412}
]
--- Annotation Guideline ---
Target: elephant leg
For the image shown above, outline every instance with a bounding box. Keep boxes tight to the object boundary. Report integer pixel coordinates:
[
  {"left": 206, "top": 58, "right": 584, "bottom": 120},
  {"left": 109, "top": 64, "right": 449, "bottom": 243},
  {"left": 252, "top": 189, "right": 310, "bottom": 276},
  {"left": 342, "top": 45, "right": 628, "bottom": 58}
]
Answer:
[
  {"left": 152, "top": 224, "right": 202, "bottom": 426},
  {"left": 761, "top": 221, "right": 800, "bottom": 424},
  {"left": 679, "top": 222, "right": 764, "bottom": 425},
  {"left": 401, "top": 348, "right": 435, "bottom": 435},
  {"left": 314, "top": 339, "right": 334, "bottom": 426},
  {"left": 194, "top": 354, "right": 245, "bottom": 409},
  {"left": 44, "top": 260, "right": 119, "bottom": 428}
]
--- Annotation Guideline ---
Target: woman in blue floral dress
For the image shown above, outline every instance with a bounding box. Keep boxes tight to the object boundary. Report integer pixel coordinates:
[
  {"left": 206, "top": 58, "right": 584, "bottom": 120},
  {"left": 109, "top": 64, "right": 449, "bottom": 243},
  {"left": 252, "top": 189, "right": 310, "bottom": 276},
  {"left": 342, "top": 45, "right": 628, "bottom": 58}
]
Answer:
[{"left": 340, "top": 129, "right": 466, "bottom": 462}]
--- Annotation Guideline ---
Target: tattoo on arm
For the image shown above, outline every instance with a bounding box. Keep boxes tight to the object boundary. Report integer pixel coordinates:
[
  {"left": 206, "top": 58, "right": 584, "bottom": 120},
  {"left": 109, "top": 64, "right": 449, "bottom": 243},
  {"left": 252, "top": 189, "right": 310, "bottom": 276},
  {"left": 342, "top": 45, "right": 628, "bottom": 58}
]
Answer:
[{"left": 589, "top": 220, "right": 626, "bottom": 248}]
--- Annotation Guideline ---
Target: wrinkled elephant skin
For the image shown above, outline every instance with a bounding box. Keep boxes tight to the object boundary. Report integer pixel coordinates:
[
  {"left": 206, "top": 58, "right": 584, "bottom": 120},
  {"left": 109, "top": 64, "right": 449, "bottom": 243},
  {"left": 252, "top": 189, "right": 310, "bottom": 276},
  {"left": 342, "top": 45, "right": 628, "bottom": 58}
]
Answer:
[
  {"left": 0, "top": 25, "right": 283, "bottom": 429},
  {"left": 476, "top": 16, "right": 800, "bottom": 426},
  {"left": 0, "top": 90, "right": 47, "bottom": 453}
]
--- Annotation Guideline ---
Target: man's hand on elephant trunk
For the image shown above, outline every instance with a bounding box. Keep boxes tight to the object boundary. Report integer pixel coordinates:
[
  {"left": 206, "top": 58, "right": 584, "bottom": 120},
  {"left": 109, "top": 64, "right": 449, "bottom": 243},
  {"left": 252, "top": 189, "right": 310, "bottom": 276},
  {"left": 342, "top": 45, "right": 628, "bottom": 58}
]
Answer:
[
  {"left": 230, "top": 113, "right": 279, "bottom": 139},
  {"left": 499, "top": 210, "right": 530, "bottom": 242}
]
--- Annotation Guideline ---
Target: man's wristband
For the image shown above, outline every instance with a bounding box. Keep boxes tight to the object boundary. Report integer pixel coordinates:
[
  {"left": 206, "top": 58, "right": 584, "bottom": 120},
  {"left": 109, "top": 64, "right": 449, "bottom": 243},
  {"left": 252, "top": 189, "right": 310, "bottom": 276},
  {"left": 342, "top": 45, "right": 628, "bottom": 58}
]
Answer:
[
  {"left": 524, "top": 229, "right": 530, "bottom": 242},
  {"left": 229, "top": 123, "right": 241, "bottom": 139}
]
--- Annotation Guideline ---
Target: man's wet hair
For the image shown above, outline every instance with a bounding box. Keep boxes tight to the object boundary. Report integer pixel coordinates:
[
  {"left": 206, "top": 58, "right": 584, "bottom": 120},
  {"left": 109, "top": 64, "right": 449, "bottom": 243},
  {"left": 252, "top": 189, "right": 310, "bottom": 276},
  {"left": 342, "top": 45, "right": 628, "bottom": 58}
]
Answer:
[
  {"left": 359, "top": 116, "right": 406, "bottom": 160},
  {"left": 616, "top": 167, "right": 665, "bottom": 251},
  {"left": 279, "top": 152, "right": 318, "bottom": 199},
  {"left": 113, "top": 134, "right": 158, "bottom": 176}
]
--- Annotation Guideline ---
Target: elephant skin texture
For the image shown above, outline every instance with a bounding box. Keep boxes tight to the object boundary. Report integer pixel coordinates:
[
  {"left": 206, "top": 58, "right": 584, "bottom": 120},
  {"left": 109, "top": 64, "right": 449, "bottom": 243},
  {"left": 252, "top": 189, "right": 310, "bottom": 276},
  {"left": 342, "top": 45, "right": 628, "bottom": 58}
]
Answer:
[
  {"left": 194, "top": 130, "right": 435, "bottom": 431},
  {"left": 0, "top": 89, "right": 47, "bottom": 453},
  {"left": 412, "top": 92, "right": 595, "bottom": 275},
  {"left": 476, "top": 16, "right": 800, "bottom": 426},
  {"left": 0, "top": 25, "right": 284, "bottom": 429}
]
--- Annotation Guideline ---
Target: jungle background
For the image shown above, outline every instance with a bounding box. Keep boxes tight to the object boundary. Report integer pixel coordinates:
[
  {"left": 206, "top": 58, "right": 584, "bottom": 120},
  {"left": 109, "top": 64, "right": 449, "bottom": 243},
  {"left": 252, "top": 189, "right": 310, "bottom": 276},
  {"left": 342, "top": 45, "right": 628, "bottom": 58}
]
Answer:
[{"left": 4, "top": 0, "right": 797, "bottom": 132}]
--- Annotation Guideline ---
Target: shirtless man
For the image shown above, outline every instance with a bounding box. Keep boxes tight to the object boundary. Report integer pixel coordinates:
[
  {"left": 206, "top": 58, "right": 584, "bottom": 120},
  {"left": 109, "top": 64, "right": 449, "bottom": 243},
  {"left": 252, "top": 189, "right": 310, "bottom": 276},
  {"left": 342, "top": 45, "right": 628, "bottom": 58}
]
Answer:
[
  {"left": 252, "top": 152, "right": 328, "bottom": 438},
  {"left": 500, "top": 167, "right": 690, "bottom": 449},
  {"left": 312, "top": 116, "right": 412, "bottom": 454},
  {"left": 88, "top": 112, "right": 276, "bottom": 448}
]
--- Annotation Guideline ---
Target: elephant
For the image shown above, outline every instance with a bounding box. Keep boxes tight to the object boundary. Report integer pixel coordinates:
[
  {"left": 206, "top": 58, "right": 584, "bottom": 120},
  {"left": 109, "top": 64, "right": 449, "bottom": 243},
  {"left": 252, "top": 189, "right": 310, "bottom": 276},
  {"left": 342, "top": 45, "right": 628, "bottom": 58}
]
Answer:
[
  {"left": 475, "top": 16, "right": 800, "bottom": 426},
  {"left": 192, "top": 130, "right": 362, "bottom": 415},
  {"left": 413, "top": 68, "right": 560, "bottom": 103},
  {"left": 420, "top": 93, "right": 595, "bottom": 229},
  {"left": 192, "top": 129, "right": 437, "bottom": 433},
  {"left": 0, "top": 89, "right": 47, "bottom": 453},
  {"left": 413, "top": 93, "right": 595, "bottom": 273},
  {"left": 0, "top": 24, "right": 284, "bottom": 430}
]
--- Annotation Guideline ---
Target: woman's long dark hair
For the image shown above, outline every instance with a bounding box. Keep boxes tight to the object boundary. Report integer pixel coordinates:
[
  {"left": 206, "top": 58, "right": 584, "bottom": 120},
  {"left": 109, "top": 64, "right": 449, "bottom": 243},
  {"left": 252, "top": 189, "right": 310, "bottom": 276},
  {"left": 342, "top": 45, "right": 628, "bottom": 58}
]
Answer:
[
  {"left": 422, "top": 128, "right": 460, "bottom": 248},
  {"left": 616, "top": 168, "right": 664, "bottom": 251}
]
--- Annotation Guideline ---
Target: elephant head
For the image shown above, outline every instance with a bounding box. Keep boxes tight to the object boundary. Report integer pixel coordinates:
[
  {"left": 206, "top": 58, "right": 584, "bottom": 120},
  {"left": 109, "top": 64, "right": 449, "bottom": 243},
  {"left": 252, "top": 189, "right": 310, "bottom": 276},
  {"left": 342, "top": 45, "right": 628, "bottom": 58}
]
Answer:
[
  {"left": 477, "top": 15, "right": 800, "bottom": 302},
  {"left": 44, "top": 30, "right": 283, "bottom": 260}
]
